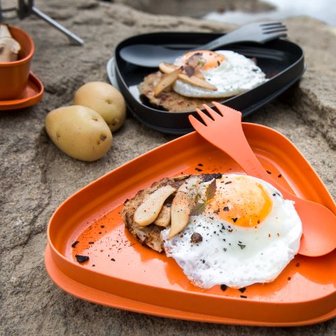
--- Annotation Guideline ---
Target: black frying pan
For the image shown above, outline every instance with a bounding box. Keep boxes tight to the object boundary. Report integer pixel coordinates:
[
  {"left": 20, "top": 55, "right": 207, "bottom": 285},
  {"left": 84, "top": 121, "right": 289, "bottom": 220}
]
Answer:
[{"left": 111, "top": 32, "right": 304, "bottom": 134}]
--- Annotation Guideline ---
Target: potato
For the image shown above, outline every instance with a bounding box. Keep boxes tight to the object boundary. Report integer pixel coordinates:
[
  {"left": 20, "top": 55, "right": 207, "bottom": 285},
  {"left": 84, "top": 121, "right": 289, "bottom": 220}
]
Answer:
[
  {"left": 74, "top": 81, "right": 126, "bottom": 132},
  {"left": 45, "top": 105, "right": 112, "bottom": 161}
]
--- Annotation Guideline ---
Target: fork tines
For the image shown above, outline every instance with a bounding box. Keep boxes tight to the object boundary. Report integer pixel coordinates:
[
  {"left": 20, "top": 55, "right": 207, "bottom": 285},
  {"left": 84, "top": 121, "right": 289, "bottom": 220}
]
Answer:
[
  {"left": 260, "top": 22, "right": 283, "bottom": 27},
  {"left": 260, "top": 22, "right": 287, "bottom": 34}
]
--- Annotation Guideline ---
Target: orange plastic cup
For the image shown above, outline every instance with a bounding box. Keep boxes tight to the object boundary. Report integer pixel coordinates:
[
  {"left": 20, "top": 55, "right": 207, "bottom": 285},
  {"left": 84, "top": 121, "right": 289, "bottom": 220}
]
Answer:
[{"left": 0, "top": 25, "right": 35, "bottom": 100}]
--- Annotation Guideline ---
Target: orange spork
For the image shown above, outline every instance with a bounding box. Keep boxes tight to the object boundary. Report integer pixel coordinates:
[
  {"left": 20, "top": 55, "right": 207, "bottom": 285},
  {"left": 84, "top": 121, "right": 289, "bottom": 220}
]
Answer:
[{"left": 189, "top": 102, "right": 336, "bottom": 257}]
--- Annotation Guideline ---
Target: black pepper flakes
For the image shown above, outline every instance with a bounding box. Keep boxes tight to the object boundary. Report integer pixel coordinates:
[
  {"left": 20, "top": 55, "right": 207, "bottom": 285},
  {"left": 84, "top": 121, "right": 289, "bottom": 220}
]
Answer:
[
  {"left": 240, "top": 295, "right": 247, "bottom": 299},
  {"left": 288, "top": 277, "right": 291, "bottom": 281},
  {"left": 220, "top": 284, "right": 228, "bottom": 291},
  {"left": 191, "top": 232, "right": 203, "bottom": 243},
  {"left": 223, "top": 206, "right": 229, "bottom": 212},
  {"left": 111, "top": 258, "right": 116, "bottom": 262},
  {"left": 231, "top": 217, "right": 238, "bottom": 223},
  {"left": 278, "top": 174, "right": 282, "bottom": 178},
  {"left": 266, "top": 170, "right": 272, "bottom": 174},
  {"left": 238, "top": 287, "right": 246, "bottom": 293},
  {"left": 71, "top": 240, "right": 79, "bottom": 248},
  {"left": 202, "top": 173, "right": 222, "bottom": 182},
  {"left": 75, "top": 255, "right": 89, "bottom": 263}
]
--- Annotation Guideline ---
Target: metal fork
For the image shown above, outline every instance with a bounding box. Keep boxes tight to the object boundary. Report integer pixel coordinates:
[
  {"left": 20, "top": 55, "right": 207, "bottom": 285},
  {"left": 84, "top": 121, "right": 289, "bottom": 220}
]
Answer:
[
  {"left": 195, "top": 21, "right": 287, "bottom": 51},
  {"left": 188, "top": 102, "right": 336, "bottom": 257},
  {"left": 120, "top": 21, "right": 287, "bottom": 67}
]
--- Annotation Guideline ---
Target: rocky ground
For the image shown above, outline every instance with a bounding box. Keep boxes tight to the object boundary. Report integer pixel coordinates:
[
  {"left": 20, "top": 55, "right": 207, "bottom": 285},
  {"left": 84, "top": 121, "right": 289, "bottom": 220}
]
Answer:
[
  {"left": 0, "top": 0, "right": 335, "bottom": 335},
  {"left": 112, "top": 0, "right": 274, "bottom": 17}
]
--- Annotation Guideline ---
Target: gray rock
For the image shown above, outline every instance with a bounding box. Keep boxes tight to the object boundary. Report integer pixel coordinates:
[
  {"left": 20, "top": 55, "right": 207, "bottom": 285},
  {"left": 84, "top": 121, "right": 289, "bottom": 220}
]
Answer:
[
  {"left": 113, "top": 0, "right": 274, "bottom": 17},
  {"left": 0, "top": 1, "right": 335, "bottom": 335}
]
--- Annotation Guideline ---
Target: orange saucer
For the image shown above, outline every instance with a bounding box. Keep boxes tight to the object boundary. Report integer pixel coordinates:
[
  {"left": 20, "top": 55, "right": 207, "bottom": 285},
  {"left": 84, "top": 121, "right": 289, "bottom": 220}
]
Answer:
[{"left": 0, "top": 72, "right": 44, "bottom": 111}]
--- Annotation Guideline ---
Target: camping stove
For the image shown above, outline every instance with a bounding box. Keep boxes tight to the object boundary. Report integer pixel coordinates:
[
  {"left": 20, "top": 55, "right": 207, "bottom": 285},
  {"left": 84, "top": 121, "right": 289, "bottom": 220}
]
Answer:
[{"left": 0, "top": 0, "right": 83, "bottom": 45}]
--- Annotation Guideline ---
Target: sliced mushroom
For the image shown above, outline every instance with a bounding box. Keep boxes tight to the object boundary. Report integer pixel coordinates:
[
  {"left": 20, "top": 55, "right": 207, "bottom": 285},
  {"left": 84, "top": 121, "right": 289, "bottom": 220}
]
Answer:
[
  {"left": 159, "top": 62, "right": 179, "bottom": 74},
  {"left": 194, "top": 71, "right": 206, "bottom": 80},
  {"left": 134, "top": 185, "right": 176, "bottom": 226},
  {"left": 172, "top": 174, "right": 190, "bottom": 181},
  {"left": 178, "top": 73, "right": 217, "bottom": 91},
  {"left": 169, "top": 176, "right": 201, "bottom": 238},
  {"left": 0, "top": 25, "right": 21, "bottom": 62},
  {"left": 154, "top": 69, "right": 180, "bottom": 97},
  {"left": 154, "top": 204, "right": 171, "bottom": 227}
]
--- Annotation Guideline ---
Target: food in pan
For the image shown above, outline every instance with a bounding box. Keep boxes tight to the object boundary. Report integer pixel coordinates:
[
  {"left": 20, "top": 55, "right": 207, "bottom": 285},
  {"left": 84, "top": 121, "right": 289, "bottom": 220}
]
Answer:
[
  {"left": 139, "top": 50, "right": 267, "bottom": 112},
  {"left": 122, "top": 173, "right": 302, "bottom": 289},
  {"left": 139, "top": 72, "right": 213, "bottom": 113}
]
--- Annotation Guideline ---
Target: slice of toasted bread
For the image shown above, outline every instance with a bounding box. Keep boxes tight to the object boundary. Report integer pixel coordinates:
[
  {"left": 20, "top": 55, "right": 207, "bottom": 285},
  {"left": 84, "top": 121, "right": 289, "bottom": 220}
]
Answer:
[
  {"left": 138, "top": 71, "right": 213, "bottom": 112},
  {"left": 121, "top": 174, "right": 222, "bottom": 253}
]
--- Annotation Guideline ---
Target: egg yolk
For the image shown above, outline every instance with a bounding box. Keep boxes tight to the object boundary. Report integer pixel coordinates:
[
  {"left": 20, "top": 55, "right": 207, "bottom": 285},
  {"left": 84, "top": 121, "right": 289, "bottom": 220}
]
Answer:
[
  {"left": 181, "top": 50, "right": 226, "bottom": 71},
  {"left": 208, "top": 176, "right": 272, "bottom": 227}
]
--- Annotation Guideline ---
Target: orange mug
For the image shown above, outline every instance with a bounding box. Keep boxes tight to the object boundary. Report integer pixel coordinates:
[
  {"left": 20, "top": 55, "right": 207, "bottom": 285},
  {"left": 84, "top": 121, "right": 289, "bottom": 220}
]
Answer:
[{"left": 0, "top": 25, "right": 35, "bottom": 100}]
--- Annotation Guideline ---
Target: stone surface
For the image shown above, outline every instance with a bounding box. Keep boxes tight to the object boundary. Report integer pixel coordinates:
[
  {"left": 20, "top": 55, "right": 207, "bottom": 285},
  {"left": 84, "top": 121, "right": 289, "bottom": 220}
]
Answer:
[
  {"left": 0, "top": 1, "right": 335, "bottom": 335},
  {"left": 113, "top": 0, "right": 274, "bottom": 17}
]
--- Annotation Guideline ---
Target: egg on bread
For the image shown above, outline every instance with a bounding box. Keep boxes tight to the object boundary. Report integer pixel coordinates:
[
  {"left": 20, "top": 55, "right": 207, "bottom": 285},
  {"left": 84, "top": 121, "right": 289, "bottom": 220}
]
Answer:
[
  {"left": 139, "top": 49, "right": 267, "bottom": 112},
  {"left": 172, "top": 50, "right": 267, "bottom": 98},
  {"left": 162, "top": 174, "right": 302, "bottom": 288},
  {"left": 122, "top": 173, "right": 302, "bottom": 289}
]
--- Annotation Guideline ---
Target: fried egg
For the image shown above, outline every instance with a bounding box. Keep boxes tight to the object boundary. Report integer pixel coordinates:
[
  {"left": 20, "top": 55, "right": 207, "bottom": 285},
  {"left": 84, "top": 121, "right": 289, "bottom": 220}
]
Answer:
[
  {"left": 162, "top": 174, "right": 302, "bottom": 289},
  {"left": 173, "top": 50, "right": 267, "bottom": 98}
]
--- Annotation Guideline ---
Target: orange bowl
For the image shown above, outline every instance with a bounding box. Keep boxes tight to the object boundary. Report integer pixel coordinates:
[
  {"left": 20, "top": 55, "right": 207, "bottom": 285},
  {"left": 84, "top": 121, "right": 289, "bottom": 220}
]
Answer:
[{"left": 0, "top": 25, "right": 35, "bottom": 100}]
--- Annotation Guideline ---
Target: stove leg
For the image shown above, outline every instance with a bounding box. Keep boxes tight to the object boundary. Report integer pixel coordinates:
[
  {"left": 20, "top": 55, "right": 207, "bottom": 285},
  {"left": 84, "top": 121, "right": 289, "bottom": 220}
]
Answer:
[{"left": 31, "top": 6, "right": 84, "bottom": 46}]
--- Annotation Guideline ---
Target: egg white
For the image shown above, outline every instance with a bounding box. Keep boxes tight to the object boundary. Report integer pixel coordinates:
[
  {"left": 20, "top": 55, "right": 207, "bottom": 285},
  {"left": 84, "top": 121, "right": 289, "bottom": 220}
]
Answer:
[
  {"left": 161, "top": 175, "right": 302, "bottom": 289},
  {"left": 173, "top": 50, "right": 267, "bottom": 98}
]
